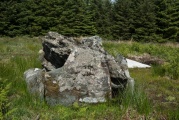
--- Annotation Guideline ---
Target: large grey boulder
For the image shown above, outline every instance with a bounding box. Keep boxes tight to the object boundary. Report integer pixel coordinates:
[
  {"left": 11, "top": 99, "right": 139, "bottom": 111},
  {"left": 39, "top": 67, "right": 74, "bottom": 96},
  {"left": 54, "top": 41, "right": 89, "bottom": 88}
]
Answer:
[{"left": 24, "top": 32, "right": 134, "bottom": 106}]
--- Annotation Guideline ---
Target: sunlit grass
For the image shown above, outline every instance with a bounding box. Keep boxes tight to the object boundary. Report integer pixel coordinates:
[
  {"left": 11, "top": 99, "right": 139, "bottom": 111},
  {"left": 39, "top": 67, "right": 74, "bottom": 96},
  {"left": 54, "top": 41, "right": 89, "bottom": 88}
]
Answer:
[
  {"left": 0, "top": 37, "right": 179, "bottom": 119},
  {"left": 103, "top": 41, "right": 179, "bottom": 80},
  {"left": 103, "top": 41, "right": 179, "bottom": 119}
]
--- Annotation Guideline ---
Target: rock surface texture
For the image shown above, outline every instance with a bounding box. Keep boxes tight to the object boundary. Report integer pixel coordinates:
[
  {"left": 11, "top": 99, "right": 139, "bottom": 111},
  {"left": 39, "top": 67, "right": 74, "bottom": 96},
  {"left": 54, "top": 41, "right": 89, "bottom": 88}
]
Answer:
[{"left": 24, "top": 32, "right": 134, "bottom": 106}]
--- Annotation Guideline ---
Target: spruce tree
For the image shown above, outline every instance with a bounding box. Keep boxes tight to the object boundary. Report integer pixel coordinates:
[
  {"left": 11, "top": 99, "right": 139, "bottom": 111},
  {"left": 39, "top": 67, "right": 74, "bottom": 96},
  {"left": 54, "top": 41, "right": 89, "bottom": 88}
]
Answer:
[
  {"left": 0, "top": 1, "right": 23, "bottom": 36},
  {"left": 155, "top": 0, "right": 171, "bottom": 42},
  {"left": 58, "top": 0, "right": 96, "bottom": 36},
  {"left": 101, "top": 0, "right": 113, "bottom": 38},
  {"left": 131, "top": 0, "right": 157, "bottom": 42},
  {"left": 87, "top": 0, "right": 113, "bottom": 38},
  {"left": 112, "top": 0, "right": 133, "bottom": 40},
  {"left": 155, "top": 0, "right": 179, "bottom": 42},
  {"left": 167, "top": 0, "right": 179, "bottom": 42},
  {"left": 174, "top": 1, "right": 179, "bottom": 42},
  {"left": 30, "top": 0, "right": 67, "bottom": 36},
  {"left": 112, "top": 0, "right": 158, "bottom": 42},
  {"left": 0, "top": 1, "right": 9, "bottom": 36}
]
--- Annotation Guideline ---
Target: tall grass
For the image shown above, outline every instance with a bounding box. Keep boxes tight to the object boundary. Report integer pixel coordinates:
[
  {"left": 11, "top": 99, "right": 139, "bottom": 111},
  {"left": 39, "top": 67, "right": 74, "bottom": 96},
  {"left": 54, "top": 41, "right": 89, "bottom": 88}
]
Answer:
[
  {"left": 3, "top": 55, "right": 151, "bottom": 119},
  {"left": 103, "top": 41, "right": 179, "bottom": 119},
  {"left": 168, "top": 107, "right": 179, "bottom": 120},
  {"left": 119, "top": 84, "right": 152, "bottom": 116},
  {"left": 103, "top": 41, "right": 179, "bottom": 61},
  {"left": 0, "top": 37, "right": 178, "bottom": 119},
  {"left": 103, "top": 41, "right": 179, "bottom": 79}
]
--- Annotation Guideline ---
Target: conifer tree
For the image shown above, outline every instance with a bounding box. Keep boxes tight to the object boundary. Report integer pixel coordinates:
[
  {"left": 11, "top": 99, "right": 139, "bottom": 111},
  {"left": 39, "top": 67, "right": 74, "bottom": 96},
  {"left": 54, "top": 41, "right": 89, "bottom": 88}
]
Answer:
[
  {"left": 100, "top": 0, "right": 113, "bottom": 38},
  {"left": 155, "top": 0, "right": 179, "bottom": 42},
  {"left": 131, "top": 0, "right": 157, "bottom": 42},
  {"left": 87, "top": 0, "right": 113, "bottom": 38},
  {"left": 112, "top": 0, "right": 157, "bottom": 41},
  {"left": 112, "top": 0, "right": 133, "bottom": 40},
  {"left": 58, "top": 0, "right": 96, "bottom": 36},
  {"left": 0, "top": 1, "right": 23, "bottom": 36},
  {"left": 0, "top": 1, "right": 9, "bottom": 36},
  {"left": 167, "top": 0, "right": 179, "bottom": 42},
  {"left": 0, "top": 0, "right": 178, "bottom": 42},
  {"left": 174, "top": 1, "right": 179, "bottom": 42},
  {"left": 155, "top": 0, "right": 171, "bottom": 42}
]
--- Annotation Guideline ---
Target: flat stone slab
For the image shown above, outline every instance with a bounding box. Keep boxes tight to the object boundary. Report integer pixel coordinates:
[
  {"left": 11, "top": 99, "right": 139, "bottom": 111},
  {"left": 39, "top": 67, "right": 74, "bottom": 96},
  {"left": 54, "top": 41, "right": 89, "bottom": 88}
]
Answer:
[{"left": 127, "top": 59, "right": 151, "bottom": 68}]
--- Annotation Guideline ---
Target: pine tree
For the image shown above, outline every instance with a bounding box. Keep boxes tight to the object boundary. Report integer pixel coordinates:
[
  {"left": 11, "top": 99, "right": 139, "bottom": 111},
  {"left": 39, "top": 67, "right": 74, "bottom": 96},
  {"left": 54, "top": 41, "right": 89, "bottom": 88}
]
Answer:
[
  {"left": 112, "top": 0, "right": 158, "bottom": 42},
  {"left": 0, "top": 1, "right": 21, "bottom": 36},
  {"left": 87, "top": 0, "right": 113, "bottom": 38},
  {"left": 0, "top": 1, "right": 9, "bottom": 36},
  {"left": 131, "top": 0, "right": 157, "bottom": 42},
  {"left": 155, "top": 0, "right": 179, "bottom": 42},
  {"left": 29, "top": 0, "right": 66, "bottom": 36},
  {"left": 58, "top": 0, "right": 96, "bottom": 36},
  {"left": 0, "top": 0, "right": 37, "bottom": 36},
  {"left": 174, "top": 1, "right": 179, "bottom": 42},
  {"left": 100, "top": 0, "right": 113, "bottom": 38},
  {"left": 112, "top": 0, "right": 134, "bottom": 40},
  {"left": 155, "top": 0, "right": 171, "bottom": 42},
  {"left": 168, "top": 0, "right": 179, "bottom": 42}
]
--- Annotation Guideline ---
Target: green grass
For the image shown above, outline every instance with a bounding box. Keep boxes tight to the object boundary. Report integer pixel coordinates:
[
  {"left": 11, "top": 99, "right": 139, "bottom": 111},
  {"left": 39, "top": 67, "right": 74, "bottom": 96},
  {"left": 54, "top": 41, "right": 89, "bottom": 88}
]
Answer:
[
  {"left": 103, "top": 41, "right": 179, "bottom": 60},
  {"left": 0, "top": 37, "right": 179, "bottom": 119},
  {"left": 103, "top": 41, "right": 179, "bottom": 80},
  {"left": 103, "top": 41, "right": 179, "bottom": 119}
]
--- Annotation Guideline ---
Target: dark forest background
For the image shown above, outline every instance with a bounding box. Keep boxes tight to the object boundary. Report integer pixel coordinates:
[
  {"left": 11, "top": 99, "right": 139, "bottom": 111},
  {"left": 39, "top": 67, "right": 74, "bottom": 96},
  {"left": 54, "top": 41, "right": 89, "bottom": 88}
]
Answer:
[{"left": 0, "top": 0, "right": 179, "bottom": 42}]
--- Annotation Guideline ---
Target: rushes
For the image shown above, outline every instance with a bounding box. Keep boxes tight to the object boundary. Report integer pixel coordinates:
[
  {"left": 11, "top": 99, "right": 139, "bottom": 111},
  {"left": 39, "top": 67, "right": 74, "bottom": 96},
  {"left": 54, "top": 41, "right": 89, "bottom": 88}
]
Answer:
[{"left": 119, "top": 83, "right": 152, "bottom": 116}]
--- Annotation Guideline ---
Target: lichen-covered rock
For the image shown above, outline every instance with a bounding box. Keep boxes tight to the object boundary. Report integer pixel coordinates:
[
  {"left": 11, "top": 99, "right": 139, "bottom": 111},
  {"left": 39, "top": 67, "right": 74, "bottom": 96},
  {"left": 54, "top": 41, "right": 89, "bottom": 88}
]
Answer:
[
  {"left": 24, "top": 32, "right": 134, "bottom": 106},
  {"left": 24, "top": 68, "right": 44, "bottom": 98}
]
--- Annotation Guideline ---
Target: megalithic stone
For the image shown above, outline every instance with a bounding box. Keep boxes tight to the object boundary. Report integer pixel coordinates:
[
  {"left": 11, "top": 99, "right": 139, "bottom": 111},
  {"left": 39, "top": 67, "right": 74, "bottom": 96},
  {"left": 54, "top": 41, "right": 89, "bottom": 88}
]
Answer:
[{"left": 24, "top": 32, "right": 134, "bottom": 106}]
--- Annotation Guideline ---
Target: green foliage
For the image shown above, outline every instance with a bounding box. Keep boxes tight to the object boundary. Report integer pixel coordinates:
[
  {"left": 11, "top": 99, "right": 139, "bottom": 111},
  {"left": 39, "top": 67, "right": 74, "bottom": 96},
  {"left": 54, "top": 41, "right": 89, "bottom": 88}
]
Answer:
[
  {"left": 58, "top": 0, "right": 96, "bottom": 36},
  {"left": 168, "top": 107, "right": 179, "bottom": 120},
  {"left": 86, "top": 0, "right": 113, "bottom": 38},
  {"left": 0, "top": 0, "right": 178, "bottom": 42},
  {"left": 118, "top": 84, "right": 152, "bottom": 116},
  {"left": 156, "top": 57, "right": 179, "bottom": 80},
  {"left": 155, "top": 0, "right": 179, "bottom": 42},
  {"left": 0, "top": 37, "right": 179, "bottom": 119},
  {"left": 132, "top": 87, "right": 152, "bottom": 115},
  {"left": 112, "top": 0, "right": 133, "bottom": 40},
  {"left": 0, "top": 78, "right": 16, "bottom": 120},
  {"left": 132, "top": 0, "right": 157, "bottom": 42},
  {"left": 103, "top": 41, "right": 179, "bottom": 79},
  {"left": 112, "top": 0, "right": 157, "bottom": 41},
  {"left": 0, "top": 0, "right": 97, "bottom": 37}
]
